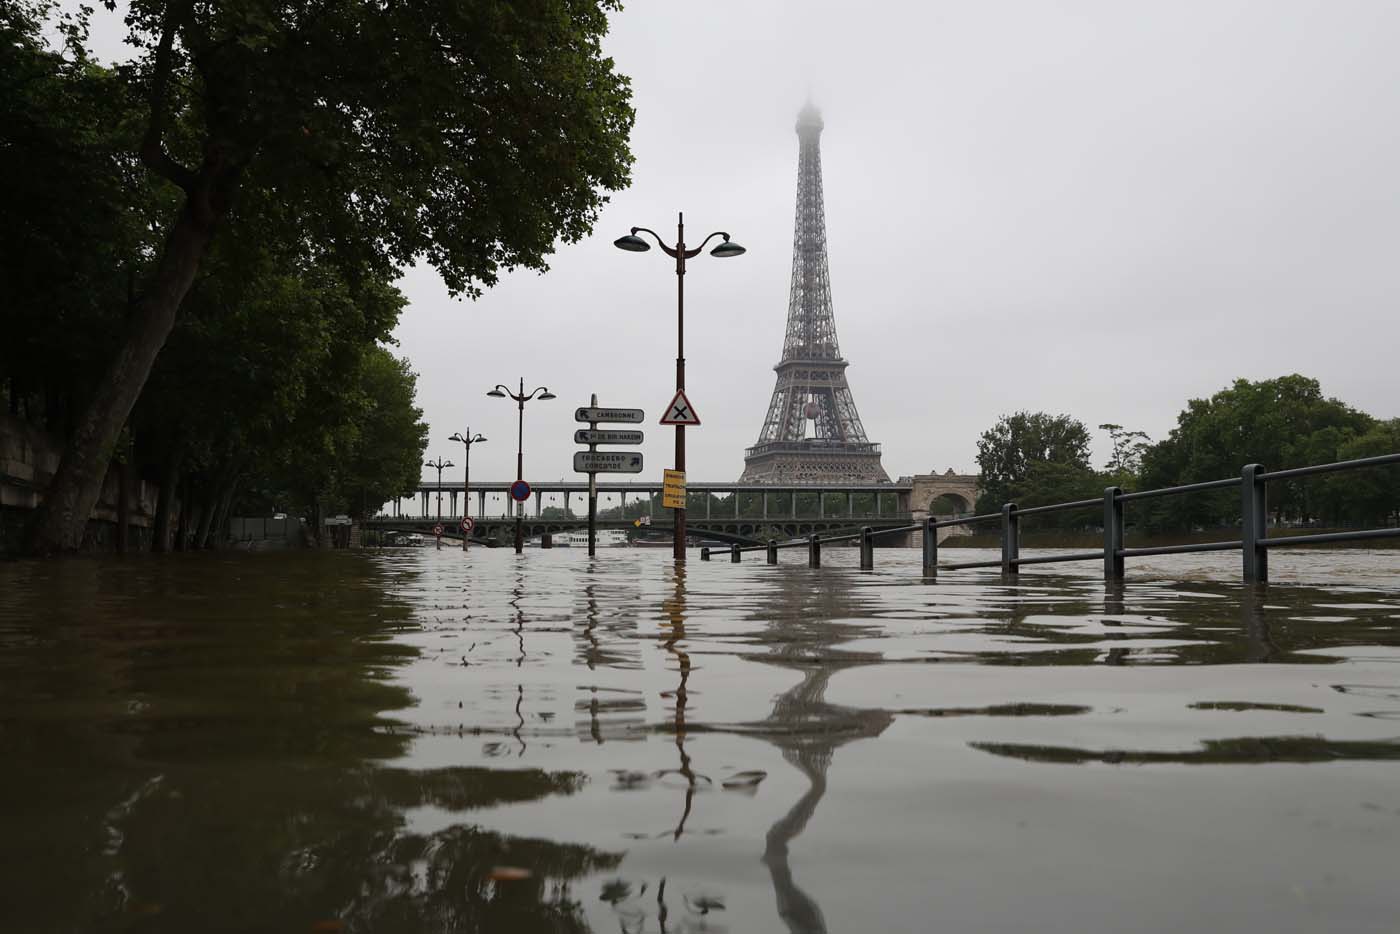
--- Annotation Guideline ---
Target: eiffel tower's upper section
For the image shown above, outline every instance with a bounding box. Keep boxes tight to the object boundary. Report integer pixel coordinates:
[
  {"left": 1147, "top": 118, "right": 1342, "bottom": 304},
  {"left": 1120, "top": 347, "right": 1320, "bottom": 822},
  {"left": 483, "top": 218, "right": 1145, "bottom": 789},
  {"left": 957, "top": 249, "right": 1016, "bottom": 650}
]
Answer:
[{"left": 782, "top": 102, "right": 842, "bottom": 363}]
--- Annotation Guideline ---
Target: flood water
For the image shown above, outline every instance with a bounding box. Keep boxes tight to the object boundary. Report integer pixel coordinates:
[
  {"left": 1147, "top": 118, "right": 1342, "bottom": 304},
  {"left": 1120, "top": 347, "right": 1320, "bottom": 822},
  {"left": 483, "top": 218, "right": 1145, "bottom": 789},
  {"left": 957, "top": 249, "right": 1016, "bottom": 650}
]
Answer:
[{"left": 2, "top": 546, "right": 1399, "bottom": 933}]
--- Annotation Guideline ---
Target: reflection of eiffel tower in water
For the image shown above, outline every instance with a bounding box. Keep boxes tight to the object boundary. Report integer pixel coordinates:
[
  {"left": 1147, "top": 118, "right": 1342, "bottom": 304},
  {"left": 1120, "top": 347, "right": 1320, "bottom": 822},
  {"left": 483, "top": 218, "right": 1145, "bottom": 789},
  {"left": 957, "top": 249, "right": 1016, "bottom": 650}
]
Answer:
[
  {"left": 757, "top": 575, "right": 893, "bottom": 933},
  {"left": 741, "top": 103, "right": 889, "bottom": 484}
]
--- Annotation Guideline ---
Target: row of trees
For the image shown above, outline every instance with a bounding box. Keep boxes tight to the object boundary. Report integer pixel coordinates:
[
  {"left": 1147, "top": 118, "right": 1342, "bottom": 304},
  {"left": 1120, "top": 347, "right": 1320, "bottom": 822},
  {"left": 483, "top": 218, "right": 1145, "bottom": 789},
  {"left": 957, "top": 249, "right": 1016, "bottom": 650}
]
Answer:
[
  {"left": 2, "top": 0, "right": 634, "bottom": 552},
  {"left": 975, "top": 375, "right": 1400, "bottom": 531}
]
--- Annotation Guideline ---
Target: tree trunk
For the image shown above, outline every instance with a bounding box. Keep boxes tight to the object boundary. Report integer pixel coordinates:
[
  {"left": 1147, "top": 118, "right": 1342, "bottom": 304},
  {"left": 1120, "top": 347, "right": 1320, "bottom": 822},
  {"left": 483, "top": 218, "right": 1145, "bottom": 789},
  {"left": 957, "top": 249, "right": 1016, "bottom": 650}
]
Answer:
[
  {"left": 25, "top": 207, "right": 214, "bottom": 555},
  {"left": 203, "top": 474, "right": 240, "bottom": 550},
  {"left": 151, "top": 446, "right": 184, "bottom": 553},
  {"left": 174, "top": 475, "right": 196, "bottom": 552},
  {"left": 116, "top": 456, "right": 130, "bottom": 555},
  {"left": 194, "top": 457, "right": 241, "bottom": 550}
]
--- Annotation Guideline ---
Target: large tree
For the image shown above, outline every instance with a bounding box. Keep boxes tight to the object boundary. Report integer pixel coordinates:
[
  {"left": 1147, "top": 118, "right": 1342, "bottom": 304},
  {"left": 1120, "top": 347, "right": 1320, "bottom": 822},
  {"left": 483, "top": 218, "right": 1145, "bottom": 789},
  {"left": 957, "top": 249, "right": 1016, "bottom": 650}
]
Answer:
[
  {"left": 24, "top": 0, "right": 634, "bottom": 552},
  {"left": 1139, "top": 375, "right": 1373, "bottom": 529},
  {"left": 974, "top": 411, "right": 1093, "bottom": 512}
]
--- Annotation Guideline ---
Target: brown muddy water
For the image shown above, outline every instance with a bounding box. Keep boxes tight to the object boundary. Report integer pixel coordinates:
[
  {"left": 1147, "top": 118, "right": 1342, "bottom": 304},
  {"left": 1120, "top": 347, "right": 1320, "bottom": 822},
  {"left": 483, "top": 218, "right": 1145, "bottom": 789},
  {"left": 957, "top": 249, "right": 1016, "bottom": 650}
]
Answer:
[{"left": 2, "top": 547, "right": 1399, "bottom": 933}]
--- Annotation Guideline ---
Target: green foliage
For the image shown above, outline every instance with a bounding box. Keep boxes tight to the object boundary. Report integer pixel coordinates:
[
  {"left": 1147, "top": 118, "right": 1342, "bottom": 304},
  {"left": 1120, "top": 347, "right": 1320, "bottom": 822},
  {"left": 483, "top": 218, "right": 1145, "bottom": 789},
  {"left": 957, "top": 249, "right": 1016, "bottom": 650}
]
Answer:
[
  {"left": 1139, "top": 375, "right": 1374, "bottom": 529},
  {"left": 5, "top": 0, "right": 635, "bottom": 549},
  {"left": 975, "top": 412, "right": 1092, "bottom": 513},
  {"left": 1098, "top": 423, "right": 1151, "bottom": 488},
  {"left": 1321, "top": 420, "right": 1400, "bottom": 526},
  {"left": 123, "top": 0, "right": 636, "bottom": 295}
]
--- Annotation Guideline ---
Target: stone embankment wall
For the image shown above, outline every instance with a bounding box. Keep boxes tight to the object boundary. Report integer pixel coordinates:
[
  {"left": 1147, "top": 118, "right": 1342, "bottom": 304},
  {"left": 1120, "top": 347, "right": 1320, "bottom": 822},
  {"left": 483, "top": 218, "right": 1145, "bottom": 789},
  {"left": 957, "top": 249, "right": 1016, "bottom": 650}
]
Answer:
[{"left": 0, "top": 414, "right": 160, "bottom": 555}]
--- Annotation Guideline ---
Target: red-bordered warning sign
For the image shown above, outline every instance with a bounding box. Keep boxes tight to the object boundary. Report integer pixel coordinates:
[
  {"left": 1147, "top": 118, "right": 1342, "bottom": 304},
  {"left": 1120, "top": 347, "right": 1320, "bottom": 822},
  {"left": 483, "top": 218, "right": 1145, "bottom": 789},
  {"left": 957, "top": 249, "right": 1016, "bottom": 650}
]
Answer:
[
  {"left": 432, "top": 523, "right": 444, "bottom": 536},
  {"left": 659, "top": 389, "right": 700, "bottom": 426},
  {"left": 460, "top": 517, "right": 475, "bottom": 533}
]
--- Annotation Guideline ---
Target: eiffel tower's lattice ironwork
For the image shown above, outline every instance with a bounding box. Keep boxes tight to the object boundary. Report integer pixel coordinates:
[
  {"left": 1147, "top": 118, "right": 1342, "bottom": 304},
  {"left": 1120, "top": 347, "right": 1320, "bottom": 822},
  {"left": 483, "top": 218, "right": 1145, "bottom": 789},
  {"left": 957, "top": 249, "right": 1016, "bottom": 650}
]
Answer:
[{"left": 741, "top": 104, "right": 888, "bottom": 484}]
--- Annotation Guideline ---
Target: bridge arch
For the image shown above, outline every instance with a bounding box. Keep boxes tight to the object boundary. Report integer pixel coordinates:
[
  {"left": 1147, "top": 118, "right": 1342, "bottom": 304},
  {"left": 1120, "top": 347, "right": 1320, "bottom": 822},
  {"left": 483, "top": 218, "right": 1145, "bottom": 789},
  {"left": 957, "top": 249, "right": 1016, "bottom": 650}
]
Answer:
[{"left": 928, "top": 492, "right": 972, "bottom": 516}]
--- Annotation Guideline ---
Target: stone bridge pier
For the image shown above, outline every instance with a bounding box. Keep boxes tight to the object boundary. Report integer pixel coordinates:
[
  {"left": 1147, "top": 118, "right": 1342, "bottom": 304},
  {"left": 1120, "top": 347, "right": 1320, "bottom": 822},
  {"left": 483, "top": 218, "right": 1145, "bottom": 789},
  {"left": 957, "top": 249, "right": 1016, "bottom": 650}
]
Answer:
[{"left": 898, "top": 468, "right": 980, "bottom": 549}]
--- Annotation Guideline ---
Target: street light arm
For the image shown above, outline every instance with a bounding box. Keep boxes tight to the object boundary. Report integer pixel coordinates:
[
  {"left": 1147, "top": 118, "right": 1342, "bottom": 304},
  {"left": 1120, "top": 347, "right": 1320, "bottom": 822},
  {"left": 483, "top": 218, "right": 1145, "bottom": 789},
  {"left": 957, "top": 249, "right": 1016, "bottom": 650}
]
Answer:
[
  {"left": 685, "top": 231, "right": 733, "bottom": 258},
  {"left": 630, "top": 226, "right": 680, "bottom": 258},
  {"left": 524, "top": 387, "right": 552, "bottom": 401}
]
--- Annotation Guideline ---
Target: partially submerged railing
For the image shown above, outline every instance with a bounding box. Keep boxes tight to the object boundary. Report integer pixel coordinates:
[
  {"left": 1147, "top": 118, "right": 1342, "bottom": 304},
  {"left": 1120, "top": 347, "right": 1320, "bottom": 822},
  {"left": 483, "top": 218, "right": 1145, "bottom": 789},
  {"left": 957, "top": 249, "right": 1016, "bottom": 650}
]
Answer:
[{"left": 699, "top": 454, "right": 1400, "bottom": 583}]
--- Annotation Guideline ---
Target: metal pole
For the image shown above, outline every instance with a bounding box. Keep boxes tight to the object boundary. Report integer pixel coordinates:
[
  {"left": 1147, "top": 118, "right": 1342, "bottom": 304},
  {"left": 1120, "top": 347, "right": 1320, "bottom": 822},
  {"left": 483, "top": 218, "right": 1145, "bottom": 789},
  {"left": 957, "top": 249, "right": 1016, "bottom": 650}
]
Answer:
[
  {"left": 1103, "top": 486, "right": 1124, "bottom": 580},
  {"left": 588, "top": 393, "right": 598, "bottom": 557},
  {"left": 515, "top": 378, "right": 524, "bottom": 554},
  {"left": 462, "top": 437, "right": 470, "bottom": 551},
  {"left": 674, "top": 212, "right": 687, "bottom": 563},
  {"left": 1001, "top": 503, "right": 1020, "bottom": 577},
  {"left": 808, "top": 533, "right": 821, "bottom": 568},
  {"left": 922, "top": 516, "right": 937, "bottom": 576},
  {"left": 701, "top": 547, "right": 710, "bottom": 561},
  {"left": 860, "top": 526, "right": 874, "bottom": 570},
  {"left": 731, "top": 543, "right": 740, "bottom": 563},
  {"left": 767, "top": 539, "right": 778, "bottom": 565},
  {"left": 1242, "top": 464, "right": 1268, "bottom": 583}
]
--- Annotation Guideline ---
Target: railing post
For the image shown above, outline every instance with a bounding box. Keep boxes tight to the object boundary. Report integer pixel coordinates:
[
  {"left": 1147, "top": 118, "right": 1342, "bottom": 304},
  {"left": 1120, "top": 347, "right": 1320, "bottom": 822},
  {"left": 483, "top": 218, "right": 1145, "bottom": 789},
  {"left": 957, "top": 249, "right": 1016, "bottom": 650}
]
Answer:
[
  {"left": 808, "top": 533, "right": 821, "bottom": 568},
  {"left": 1000, "top": 503, "right": 1019, "bottom": 576},
  {"left": 767, "top": 539, "right": 778, "bottom": 565},
  {"left": 1103, "top": 486, "right": 1124, "bottom": 580},
  {"left": 700, "top": 547, "right": 710, "bottom": 562},
  {"left": 731, "top": 543, "right": 741, "bottom": 563},
  {"left": 859, "top": 526, "right": 874, "bottom": 570},
  {"left": 1242, "top": 464, "right": 1268, "bottom": 583},
  {"left": 922, "top": 516, "right": 937, "bottom": 576}
]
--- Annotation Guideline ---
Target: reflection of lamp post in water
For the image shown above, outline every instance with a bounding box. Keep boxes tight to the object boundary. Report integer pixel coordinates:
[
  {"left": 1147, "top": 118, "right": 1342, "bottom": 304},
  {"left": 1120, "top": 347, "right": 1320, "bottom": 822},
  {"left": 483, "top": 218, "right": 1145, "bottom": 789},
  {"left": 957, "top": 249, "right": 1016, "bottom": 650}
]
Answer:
[
  {"left": 488, "top": 378, "right": 555, "bottom": 553},
  {"left": 614, "top": 214, "right": 746, "bottom": 562},
  {"left": 656, "top": 563, "right": 709, "bottom": 839}
]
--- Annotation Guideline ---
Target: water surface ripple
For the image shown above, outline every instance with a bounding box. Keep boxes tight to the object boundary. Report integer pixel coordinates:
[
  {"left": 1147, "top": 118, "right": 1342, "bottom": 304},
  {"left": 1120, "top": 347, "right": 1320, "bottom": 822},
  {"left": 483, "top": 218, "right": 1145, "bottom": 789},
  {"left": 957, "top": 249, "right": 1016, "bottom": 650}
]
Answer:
[{"left": 2, "top": 547, "right": 1399, "bottom": 932}]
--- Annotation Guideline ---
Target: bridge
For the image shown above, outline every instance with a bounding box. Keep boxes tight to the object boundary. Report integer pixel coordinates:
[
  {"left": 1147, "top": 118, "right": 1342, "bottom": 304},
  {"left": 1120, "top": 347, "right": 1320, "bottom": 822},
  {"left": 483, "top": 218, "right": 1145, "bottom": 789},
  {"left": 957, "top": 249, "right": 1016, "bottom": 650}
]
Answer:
[{"left": 364, "top": 470, "right": 979, "bottom": 547}]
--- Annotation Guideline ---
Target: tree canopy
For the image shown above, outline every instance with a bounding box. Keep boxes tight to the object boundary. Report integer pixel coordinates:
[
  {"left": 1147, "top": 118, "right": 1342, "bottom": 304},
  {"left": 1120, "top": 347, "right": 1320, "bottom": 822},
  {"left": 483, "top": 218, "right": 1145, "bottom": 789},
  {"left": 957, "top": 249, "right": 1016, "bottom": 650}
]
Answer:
[{"left": 4, "top": 0, "right": 635, "bottom": 552}]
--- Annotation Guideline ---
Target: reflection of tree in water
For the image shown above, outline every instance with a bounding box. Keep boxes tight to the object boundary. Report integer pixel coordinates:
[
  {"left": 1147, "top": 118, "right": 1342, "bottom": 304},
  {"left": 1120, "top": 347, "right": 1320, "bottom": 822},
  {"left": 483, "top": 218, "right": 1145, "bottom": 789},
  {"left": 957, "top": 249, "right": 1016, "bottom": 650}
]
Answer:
[{"left": 0, "top": 555, "right": 621, "bottom": 933}]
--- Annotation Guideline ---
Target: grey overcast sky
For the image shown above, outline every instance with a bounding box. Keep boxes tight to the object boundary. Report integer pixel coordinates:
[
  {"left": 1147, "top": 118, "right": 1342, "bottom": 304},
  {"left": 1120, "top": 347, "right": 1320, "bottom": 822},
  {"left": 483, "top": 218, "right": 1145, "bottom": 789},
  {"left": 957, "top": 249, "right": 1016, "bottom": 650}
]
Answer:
[{"left": 83, "top": 1, "right": 1400, "bottom": 485}]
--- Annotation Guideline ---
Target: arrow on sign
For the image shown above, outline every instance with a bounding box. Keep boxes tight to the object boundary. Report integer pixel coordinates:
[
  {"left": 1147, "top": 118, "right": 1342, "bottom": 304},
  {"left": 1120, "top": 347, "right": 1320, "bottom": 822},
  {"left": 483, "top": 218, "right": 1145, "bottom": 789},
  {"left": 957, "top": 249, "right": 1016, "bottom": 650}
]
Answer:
[{"left": 659, "top": 389, "right": 700, "bottom": 426}]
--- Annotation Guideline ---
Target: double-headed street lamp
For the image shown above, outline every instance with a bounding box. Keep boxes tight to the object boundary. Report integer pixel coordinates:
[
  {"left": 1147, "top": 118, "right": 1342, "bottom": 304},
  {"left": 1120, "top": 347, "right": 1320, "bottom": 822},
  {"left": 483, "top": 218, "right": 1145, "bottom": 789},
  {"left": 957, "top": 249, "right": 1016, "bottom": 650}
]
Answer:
[
  {"left": 425, "top": 456, "right": 454, "bottom": 547},
  {"left": 487, "top": 378, "right": 555, "bottom": 553},
  {"left": 448, "top": 429, "right": 487, "bottom": 551},
  {"left": 615, "top": 212, "right": 745, "bottom": 562}
]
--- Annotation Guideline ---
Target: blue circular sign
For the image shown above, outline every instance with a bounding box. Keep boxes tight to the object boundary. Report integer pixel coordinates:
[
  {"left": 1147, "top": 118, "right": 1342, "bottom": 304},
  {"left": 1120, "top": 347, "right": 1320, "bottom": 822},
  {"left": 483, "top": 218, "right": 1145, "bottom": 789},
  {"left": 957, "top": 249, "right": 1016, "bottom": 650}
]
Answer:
[{"left": 510, "top": 479, "right": 531, "bottom": 502}]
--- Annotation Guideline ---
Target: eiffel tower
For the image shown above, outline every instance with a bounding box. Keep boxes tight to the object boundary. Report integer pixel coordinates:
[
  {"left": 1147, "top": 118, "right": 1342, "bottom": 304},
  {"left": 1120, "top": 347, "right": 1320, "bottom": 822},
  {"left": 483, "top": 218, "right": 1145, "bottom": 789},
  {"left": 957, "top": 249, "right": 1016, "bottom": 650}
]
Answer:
[{"left": 741, "top": 103, "right": 888, "bottom": 483}]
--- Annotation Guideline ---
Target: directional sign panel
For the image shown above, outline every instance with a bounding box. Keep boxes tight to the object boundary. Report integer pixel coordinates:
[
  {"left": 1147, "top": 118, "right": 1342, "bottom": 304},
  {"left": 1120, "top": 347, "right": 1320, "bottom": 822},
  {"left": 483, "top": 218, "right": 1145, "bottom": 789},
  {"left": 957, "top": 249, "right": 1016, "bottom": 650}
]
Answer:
[
  {"left": 575, "top": 429, "right": 644, "bottom": 445},
  {"left": 575, "top": 407, "right": 645, "bottom": 424},
  {"left": 574, "top": 451, "right": 644, "bottom": 474},
  {"left": 659, "top": 390, "right": 700, "bottom": 426}
]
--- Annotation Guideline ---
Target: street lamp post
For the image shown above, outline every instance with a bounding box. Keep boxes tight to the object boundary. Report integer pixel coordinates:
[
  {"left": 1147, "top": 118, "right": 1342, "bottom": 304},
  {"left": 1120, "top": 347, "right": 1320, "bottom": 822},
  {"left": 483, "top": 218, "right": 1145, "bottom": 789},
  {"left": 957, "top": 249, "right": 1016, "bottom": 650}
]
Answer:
[
  {"left": 614, "top": 212, "right": 745, "bottom": 562},
  {"left": 448, "top": 430, "right": 487, "bottom": 551},
  {"left": 488, "top": 378, "right": 555, "bottom": 553},
  {"left": 425, "top": 455, "right": 453, "bottom": 548}
]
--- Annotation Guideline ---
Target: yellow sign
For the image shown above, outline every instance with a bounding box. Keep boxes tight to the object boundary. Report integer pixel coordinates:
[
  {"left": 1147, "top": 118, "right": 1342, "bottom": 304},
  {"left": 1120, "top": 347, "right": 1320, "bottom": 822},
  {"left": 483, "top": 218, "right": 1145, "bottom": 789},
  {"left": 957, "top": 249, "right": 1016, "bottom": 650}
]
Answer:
[{"left": 662, "top": 469, "right": 686, "bottom": 509}]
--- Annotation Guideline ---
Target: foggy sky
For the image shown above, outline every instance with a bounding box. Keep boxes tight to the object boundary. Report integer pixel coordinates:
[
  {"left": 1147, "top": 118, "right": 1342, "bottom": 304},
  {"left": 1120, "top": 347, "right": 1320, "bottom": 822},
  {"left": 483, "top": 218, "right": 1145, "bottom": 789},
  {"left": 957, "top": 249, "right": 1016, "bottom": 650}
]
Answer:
[{"left": 84, "top": 2, "right": 1400, "bottom": 485}]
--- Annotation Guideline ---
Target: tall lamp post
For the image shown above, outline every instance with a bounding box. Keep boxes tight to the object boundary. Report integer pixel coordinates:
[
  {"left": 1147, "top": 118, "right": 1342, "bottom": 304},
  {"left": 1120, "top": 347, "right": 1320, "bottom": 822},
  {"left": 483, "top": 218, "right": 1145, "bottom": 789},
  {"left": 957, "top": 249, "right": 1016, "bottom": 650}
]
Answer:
[
  {"left": 448, "top": 430, "right": 487, "bottom": 551},
  {"left": 488, "top": 378, "right": 555, "bottom": 553},
  {"left": 615, "top": 212, "right": 745, "bottom": 561},
  {"left": 425, "top": 456, "right": 454, "bottom": 521}
]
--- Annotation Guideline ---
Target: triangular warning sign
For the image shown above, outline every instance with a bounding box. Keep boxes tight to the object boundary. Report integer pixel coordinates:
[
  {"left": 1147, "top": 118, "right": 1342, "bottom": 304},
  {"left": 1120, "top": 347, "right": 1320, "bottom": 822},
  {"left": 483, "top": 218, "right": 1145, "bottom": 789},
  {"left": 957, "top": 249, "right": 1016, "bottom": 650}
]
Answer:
[{"left": 659, "top": 389, "right": 701, "bottom": 426}]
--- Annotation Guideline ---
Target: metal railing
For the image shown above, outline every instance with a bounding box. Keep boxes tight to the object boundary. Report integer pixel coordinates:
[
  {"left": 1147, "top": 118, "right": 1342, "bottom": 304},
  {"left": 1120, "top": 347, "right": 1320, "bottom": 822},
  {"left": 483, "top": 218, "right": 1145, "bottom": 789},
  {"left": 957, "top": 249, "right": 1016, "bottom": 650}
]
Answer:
[{"left": 699, "top": 453, "right": 1400, "bottom": 582}]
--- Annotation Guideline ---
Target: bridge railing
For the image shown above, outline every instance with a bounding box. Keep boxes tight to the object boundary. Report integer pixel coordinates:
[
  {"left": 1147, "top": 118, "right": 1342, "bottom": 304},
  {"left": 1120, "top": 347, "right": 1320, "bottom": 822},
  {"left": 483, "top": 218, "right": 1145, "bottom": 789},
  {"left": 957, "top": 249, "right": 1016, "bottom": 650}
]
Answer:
[{"left": 700, "top": 453, "right": 1400, "bottom": 583}]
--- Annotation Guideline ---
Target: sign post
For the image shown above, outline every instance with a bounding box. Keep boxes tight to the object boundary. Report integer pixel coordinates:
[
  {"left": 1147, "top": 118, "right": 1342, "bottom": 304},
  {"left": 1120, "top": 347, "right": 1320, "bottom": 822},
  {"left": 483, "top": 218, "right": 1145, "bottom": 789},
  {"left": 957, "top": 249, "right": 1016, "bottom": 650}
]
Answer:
[
  {"left": 587, "top": 395, "right": 598, "bottom": 557},
  {"left": 574, "top": 399, "right": 645, "bottom": 556}
]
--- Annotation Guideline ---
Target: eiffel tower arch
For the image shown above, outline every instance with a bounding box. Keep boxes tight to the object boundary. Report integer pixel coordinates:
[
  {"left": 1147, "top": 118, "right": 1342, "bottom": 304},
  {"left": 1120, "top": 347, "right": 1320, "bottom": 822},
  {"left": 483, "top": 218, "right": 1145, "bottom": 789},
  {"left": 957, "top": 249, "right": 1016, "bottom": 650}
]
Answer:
[{"left": 741, "top": 104, "right": 888, "bottom": 484}]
